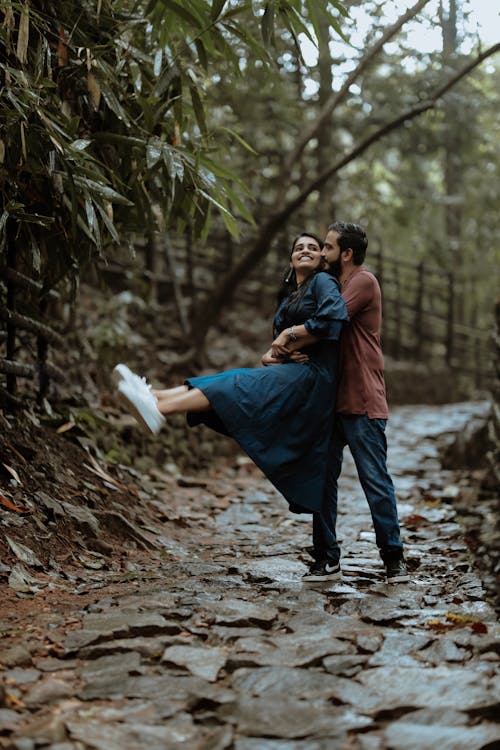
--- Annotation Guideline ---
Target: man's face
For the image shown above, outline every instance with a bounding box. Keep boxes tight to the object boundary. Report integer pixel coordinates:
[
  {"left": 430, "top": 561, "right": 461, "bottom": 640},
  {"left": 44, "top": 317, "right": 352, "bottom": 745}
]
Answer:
[{"left": 322, "top": 230, "right": 343, "bottom": 277}]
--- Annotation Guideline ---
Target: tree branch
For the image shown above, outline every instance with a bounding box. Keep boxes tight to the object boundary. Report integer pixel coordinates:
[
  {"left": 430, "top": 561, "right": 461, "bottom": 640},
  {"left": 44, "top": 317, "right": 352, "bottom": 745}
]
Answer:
[
  {"left": 279, "top": 0, "right": 433, "bottom": 185},
  {"left": 192, "top": 41, "right": 500, "bottom": 347},
  {"left": 280, "top": 41, "right": 500, "bottom": 221}
]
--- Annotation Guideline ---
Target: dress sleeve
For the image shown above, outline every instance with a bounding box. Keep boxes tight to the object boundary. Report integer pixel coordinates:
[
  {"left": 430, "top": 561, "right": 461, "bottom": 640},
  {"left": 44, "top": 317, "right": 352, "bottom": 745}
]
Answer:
[{"left": 303, "top": 273, "right": 348, "bottom": 341}]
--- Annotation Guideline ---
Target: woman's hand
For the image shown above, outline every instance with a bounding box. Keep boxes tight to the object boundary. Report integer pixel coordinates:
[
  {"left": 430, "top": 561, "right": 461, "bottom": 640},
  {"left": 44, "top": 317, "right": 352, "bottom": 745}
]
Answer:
[
  {"left": 270, "top": 330, "right": 291, "bottom": 359},
  {"left": 261, "top": 349, "right": 283, "bottom": 366}
]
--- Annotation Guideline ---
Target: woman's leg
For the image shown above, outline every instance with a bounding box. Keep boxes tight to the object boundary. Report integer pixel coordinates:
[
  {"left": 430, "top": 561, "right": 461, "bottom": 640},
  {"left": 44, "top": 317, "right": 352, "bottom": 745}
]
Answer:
[{"left": 152, "top": 385, "right": 211, "bottom": 415}]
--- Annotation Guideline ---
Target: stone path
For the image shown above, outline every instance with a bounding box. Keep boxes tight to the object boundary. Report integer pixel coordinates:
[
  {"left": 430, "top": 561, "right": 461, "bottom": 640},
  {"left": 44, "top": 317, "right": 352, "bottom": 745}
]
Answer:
[{"left": 1, "top": 402, "right": 499, "bottom": 749}]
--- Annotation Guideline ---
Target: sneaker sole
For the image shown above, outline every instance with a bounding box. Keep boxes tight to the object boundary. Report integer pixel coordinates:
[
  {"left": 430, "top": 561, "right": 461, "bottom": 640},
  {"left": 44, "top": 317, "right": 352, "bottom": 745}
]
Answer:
[
  {"left": 302, "top": 570, "right": 343, "bottom": 582},
  {"left": 117, "top": 388, "right": 164, "bottom": 435}
]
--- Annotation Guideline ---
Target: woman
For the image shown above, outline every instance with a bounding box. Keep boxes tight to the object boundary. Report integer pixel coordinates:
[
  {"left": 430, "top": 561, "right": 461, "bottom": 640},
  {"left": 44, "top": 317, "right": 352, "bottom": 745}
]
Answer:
[{"left": 116, "top": 232, "right": 347, "bottom": 517}]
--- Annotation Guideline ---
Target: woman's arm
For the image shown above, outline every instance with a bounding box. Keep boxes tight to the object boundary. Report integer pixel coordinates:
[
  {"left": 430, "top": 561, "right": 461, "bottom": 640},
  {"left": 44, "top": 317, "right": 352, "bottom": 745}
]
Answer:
[
  {"left": 262, "top": 345, "right": 310, "bottom": 366},
  {"left": 271, "top": 274, "right": 347, "bottom": 358},
  {"left": 270, "top": 326, "right": 319, "bottom": 358}
]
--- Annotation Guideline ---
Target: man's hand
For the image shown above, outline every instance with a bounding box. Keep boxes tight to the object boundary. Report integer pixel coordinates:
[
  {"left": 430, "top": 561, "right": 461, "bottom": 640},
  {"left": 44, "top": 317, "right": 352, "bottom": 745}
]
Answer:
[{"left": 289, "top": 351, "right": 309, "bottom": 364}]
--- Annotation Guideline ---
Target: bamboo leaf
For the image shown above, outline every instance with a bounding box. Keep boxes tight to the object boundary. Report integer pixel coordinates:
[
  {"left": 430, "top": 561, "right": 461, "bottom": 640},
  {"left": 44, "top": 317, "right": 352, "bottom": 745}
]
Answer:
[
  {"left": 211, "top": 0, "right": 227, "bottom": 21},
  {"left": 219, "top": 126, "right": 258, "bottom": 155},
  {"left": 70, "top": 139, "right": 92, "bottom": 151},
  {"left": 189, "top": 84, "right": 207, "bottom": 135},
  {"left": 194, "top": 39, "right": 208, "bottom": 70},
  {"left": 95, "top": 202, "right": 120, "bottom": 243},
  {"left": 262, "top": 1, "right": 275, "bottom": 46},
  {"left": 16, "top": 3, "right": 29, "bottom": 64},
  {"left": 28, "top": 229, "right": 41, "bottom": 273},
  {"left": 156, "top": 0, "right": 203, "bottom": 28},
  {"left": 146, "top": 136, "right": 163, "bottom": 169},
  {"left": 73, "top": 177, "right": 133, "bottom": 206}
]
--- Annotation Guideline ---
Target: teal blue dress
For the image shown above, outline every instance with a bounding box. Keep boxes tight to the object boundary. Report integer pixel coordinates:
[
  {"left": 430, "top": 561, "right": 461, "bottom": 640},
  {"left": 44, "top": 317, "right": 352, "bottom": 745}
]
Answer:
[{"left": 186, "top": 272, "right": 347, "bottom": 513}]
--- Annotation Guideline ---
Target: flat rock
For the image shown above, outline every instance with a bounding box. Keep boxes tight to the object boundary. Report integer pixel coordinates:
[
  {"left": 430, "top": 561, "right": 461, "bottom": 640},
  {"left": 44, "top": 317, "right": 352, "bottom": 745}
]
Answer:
[
  {"left": 235, "top": 740, "right": 340, "bottom": 750},
  {"left": 79, "top": 651, "right": 143, "bottom": 680},
  {"left": 218, "top": 696, "right": 372, "bottom": 738},
  {"left": 78, "top": 635, "right": 173, "bottom": 659},
  {"left": 231, "top": 666, "right": 344, "bottom": 699},
  {"left": 24, "top": 676, "right": 79, "bottom": 706},
  {"left": 161, "top": 644, "right": 227, "bottom": 682},
  {"left": 66, "top": 715, "right": 199, "bottom": 750},
  {"left": 384, "top": 716, "right": 500, "bottom": 750},
  {"left": 201, "top": 598, "right": 278, "bottom": 627},
  {"left": 331, "top": 665, "right": 500, "bottom": 713}
]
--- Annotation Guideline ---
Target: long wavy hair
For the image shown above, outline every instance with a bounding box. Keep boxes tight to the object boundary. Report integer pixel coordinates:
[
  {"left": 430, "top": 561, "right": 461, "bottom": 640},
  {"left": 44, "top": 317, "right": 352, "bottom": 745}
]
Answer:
[{"left": 276, "top": 231, "right": 325, "bottom": 305}]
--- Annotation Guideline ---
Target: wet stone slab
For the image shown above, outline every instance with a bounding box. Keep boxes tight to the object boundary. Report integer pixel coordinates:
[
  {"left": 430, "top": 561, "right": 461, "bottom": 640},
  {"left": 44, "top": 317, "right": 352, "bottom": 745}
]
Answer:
[
  {"left": 381, "top": 708, "right": 500, "bottom": 750},
  {"left": 161, "top": 644, "right": 227, "bottom": 681},
  {"left": 199, "top": 597, "right": 280, "bottom": 627},
  {"left": 230, "top": 665, "right": 346, "bottom": 699},
  {"left": 217, "top": 695, "right": 372, "bottom": 738},
  {"left": 330, "top": 664, "right": 500, "bottom": 713},
  {"left": 66, "top": 715, "right": 201, "bottom": 750}
]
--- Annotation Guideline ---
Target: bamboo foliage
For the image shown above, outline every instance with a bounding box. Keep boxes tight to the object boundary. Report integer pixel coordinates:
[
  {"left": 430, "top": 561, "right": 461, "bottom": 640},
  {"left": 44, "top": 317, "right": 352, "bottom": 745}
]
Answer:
[{"left": 0, "top": 0, "right": 344, "bottom": 295}]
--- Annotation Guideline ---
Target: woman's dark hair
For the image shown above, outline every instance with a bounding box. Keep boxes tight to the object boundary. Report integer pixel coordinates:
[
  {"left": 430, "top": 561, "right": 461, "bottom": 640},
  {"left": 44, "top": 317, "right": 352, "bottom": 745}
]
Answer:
[{"left": 277, "top": 231, "right": 324, "bottom": 304}]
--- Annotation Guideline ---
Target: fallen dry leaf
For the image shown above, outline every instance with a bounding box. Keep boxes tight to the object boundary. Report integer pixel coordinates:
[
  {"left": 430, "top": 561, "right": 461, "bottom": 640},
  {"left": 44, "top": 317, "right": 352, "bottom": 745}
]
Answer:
[
  {"left": 0, "top": 493, "right": 30, "bottom": 514},
  {"left": 428, "top": 611, "right": 488, "bottom": 635},
  {"left": 84, "top": 452, "right": 128, "bottom": 491},
  {"left": 402, "top": 513, "right": 429, "bottom": 529},
  {"left": 2, "top": 463, "right": 22, "bottom": 484},
  {"left": 56, "top": 421, "right": 76, "bottom": 434}
]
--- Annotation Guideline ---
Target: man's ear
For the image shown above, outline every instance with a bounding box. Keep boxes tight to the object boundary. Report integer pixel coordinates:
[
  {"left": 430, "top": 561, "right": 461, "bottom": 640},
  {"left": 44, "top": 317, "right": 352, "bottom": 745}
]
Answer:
[{"left": 343, "top": 247, "right": 353, "bottom": 262}]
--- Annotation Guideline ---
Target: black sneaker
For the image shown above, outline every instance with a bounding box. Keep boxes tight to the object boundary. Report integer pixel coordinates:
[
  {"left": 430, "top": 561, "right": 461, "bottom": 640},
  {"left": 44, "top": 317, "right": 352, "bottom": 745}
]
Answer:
[
  {"left": 302, "top": 560, "right": 342, "bottom": 582},
  {"left": 385, "top": 558, "right": 410, "bottom": 583}
]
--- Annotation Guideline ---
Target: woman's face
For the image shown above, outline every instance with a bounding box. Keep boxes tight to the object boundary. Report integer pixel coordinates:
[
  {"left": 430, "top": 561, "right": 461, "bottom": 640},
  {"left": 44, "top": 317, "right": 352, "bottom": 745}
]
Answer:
[{"left": 290, "top": 235, "right": 324, "bottom": 277}]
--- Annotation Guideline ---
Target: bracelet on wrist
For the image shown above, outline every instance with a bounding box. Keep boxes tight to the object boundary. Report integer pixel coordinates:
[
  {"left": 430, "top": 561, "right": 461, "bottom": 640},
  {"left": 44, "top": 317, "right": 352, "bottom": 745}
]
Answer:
[{"left": 288, "top": 326, "right": 297, "bottom": 342}]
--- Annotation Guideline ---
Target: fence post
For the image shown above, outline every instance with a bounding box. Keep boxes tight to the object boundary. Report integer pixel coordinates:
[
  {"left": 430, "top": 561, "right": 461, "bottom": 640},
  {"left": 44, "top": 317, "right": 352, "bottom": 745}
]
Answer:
[
  {"left": 414, "top": 261, "right": 424, "bottom": 360},
  {"left": 446, "top": 271, "right": 454, "bottom": 366},
  {"left": 6, "top": 227, "right": 17, "bottom": 396},
  {"left": 37, "top": 297, "right": 49, "bottom": 405},
  {"left": 393, "top": 257, "right": 401, "bottom": 360},
  {"left": 375, "top": 247, "right": 383, "bottom": 288}
]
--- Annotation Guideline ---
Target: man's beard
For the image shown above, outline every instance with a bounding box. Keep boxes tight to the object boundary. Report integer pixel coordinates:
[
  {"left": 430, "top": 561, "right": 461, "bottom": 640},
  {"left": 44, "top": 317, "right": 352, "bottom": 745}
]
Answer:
[{"left": 326, "top": 257, "right": 342, "bottom": 278}]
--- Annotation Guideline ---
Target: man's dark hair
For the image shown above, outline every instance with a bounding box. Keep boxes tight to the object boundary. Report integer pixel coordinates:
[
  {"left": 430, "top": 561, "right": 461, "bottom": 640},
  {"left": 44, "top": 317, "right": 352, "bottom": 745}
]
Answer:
[{"left": 328, "top": 221, "right": 368, "bottom": 265}]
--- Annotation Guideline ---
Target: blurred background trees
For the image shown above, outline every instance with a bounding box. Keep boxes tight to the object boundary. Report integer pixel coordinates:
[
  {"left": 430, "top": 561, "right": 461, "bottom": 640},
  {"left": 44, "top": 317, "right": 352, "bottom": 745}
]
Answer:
[{"left": 1, "top": 0, "right": 499, "bottom": 402}]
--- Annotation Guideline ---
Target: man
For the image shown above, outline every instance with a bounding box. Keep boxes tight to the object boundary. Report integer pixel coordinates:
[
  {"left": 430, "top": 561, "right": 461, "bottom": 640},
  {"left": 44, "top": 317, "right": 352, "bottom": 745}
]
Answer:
[{"left": 303, "top": 221, "right": 409, "bottom": 584}]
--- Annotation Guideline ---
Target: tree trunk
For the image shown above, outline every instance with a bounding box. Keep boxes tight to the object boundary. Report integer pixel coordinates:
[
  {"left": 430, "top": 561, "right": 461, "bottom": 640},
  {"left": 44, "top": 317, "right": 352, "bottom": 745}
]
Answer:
[
  {"left": 316, "top": 21, "right": 335, "bottom": 230},
  {"left": 440, "top": 0, "right": 465, "bottom": 321}
]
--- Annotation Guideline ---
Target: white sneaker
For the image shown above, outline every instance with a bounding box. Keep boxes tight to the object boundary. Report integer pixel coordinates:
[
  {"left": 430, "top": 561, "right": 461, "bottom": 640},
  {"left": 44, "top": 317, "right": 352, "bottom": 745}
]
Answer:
[
  {"left": 113, "top": 363, "right": 151, "bottom": 395},
  {"left": 116, "top": 379, "right": 165, "bottom": 435}
]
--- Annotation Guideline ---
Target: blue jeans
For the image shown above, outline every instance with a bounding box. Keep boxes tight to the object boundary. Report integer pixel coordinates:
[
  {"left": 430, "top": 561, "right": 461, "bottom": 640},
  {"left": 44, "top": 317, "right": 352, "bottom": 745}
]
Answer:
[{"left": 313, "top": 414, "right": 403, "bottom": 563}]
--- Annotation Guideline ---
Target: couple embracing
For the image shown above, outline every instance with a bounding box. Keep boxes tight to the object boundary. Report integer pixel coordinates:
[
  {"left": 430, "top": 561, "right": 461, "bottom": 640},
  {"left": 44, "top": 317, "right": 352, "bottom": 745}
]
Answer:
[{"left": 115, "top": 221, "right": 408, "bottom": 584}]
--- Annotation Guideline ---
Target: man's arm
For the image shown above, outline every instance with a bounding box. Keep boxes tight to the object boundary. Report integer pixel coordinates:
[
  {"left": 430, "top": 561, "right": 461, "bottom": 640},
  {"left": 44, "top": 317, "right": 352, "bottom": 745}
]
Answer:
[{"left": 342, "top": 272, "right": 375, "bottom": 318}]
